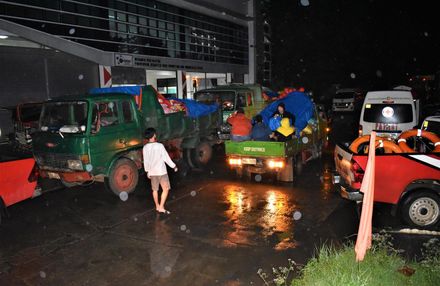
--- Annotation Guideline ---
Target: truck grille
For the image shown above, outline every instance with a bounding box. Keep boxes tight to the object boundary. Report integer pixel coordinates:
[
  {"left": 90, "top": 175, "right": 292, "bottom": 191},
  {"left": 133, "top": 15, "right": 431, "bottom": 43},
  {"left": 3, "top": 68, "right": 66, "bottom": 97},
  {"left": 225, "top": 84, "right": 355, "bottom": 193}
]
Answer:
[{"left": 35, "top": 153, "right": 79, "bottom": 170}]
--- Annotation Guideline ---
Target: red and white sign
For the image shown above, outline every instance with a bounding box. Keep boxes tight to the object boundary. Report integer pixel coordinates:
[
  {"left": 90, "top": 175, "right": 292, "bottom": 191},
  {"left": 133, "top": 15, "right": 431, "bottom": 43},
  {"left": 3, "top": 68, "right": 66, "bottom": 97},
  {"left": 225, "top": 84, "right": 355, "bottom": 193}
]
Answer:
[
  {"left": 382, "top": 106, "right": 394, "bottom": 118},
  {"left": 99, "top": 65, "right": 112, "bottom": 87}
]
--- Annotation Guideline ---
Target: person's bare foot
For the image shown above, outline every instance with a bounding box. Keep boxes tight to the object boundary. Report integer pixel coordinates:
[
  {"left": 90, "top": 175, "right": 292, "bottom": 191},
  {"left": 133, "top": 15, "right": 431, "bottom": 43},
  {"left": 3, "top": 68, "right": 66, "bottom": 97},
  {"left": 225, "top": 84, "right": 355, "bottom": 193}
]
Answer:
[{"left": 157, "top": 208, "right": 170, "bottom": 214}]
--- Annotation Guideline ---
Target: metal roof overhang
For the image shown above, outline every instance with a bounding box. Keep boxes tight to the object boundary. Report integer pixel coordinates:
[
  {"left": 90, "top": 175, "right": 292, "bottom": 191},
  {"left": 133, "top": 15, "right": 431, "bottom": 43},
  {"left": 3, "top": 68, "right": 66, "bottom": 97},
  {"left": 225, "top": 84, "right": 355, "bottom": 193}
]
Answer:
[{"left": 0, "top": 18, "right": 248, "bottom": 74}]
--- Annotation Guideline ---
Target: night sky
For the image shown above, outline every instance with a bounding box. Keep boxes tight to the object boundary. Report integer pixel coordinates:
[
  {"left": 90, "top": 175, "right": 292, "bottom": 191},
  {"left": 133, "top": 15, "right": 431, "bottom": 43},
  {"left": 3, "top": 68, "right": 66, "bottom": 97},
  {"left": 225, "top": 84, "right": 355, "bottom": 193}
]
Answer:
[{"left": 268, "top": 0, "right": 440, "bottom": 96}]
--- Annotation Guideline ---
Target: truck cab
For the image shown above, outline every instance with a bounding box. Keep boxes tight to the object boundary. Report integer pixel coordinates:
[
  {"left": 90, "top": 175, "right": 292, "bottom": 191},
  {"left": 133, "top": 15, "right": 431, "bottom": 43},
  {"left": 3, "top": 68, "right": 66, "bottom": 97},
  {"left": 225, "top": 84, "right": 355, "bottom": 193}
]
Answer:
[
  {"left": 332, "top": 88, "right": 362, "bottom": 112},
  {"left": 33, "top": 94, "right": 143, "bottom": 192},
  {"left": 194, "top": 84, "right": 268, "bottom": 123}
]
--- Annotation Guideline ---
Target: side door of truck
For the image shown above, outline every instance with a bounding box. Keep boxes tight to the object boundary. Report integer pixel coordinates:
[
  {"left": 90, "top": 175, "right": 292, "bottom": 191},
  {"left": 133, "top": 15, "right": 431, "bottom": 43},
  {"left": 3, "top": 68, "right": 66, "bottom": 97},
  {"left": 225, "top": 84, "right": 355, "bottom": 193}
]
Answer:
[{"left": 89, "top": 100, "right": 126, "bottom": 175}]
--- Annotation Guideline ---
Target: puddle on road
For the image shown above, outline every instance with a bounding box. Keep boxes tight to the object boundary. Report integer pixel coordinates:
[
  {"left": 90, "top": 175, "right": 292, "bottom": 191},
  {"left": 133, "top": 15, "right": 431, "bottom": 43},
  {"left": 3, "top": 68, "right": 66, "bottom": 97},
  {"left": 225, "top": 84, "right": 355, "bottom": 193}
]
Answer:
[{"left": 222, "top": 185, "right": 296, "bottom": 250}]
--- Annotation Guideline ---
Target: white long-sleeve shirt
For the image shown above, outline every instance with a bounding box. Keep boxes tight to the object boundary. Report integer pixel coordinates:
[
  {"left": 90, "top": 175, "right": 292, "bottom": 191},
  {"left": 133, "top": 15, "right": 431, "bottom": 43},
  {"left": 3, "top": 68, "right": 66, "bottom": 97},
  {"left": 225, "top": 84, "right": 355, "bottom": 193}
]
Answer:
[{"left": 142, "top": 142, "right": 176, "bottom": 176}]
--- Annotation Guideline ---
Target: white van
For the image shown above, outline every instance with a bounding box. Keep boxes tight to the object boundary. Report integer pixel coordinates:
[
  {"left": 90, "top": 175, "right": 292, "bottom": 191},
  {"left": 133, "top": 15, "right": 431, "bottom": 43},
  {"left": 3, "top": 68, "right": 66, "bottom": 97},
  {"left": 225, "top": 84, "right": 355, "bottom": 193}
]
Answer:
[{"left": 359, "top": 90, "right": 418, "bottom": 139}]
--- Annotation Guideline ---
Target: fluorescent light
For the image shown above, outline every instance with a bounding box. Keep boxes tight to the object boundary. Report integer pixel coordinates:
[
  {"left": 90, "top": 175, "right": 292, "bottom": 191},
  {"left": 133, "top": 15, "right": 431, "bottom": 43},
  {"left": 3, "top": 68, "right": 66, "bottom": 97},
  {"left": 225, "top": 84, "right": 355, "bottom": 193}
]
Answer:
[{"left": 0, "top": 35, "right": 8, "bottom": 39}]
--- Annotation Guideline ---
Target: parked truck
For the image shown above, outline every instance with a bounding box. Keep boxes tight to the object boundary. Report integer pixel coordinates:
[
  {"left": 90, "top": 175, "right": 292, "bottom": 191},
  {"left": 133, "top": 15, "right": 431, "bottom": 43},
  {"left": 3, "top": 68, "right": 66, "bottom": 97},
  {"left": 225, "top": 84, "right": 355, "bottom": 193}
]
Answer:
[
  {"left": 32, "top": 85, "right": 219, "bottom": 196},
  {"left": 225, "top": 105, "right": 327, "bottom": 182},
  {"left": 194, "top": 84, "right": 270, "bottom": 140}
]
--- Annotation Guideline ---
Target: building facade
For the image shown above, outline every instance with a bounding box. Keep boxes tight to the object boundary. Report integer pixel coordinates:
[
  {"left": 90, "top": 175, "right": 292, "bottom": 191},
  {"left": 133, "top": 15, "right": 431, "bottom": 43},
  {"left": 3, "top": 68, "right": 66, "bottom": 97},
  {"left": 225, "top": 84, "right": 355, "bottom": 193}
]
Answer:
[{"left": 0, "top": 0, "right": 258, "bottom": 105}]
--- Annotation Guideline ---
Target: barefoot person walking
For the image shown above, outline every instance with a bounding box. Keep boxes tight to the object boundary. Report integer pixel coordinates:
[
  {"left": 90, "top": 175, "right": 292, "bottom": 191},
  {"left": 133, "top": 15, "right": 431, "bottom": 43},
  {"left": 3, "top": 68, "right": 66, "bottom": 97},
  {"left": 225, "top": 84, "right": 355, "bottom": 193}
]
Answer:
[{"left": 143, "top": 128, "right": 178, "bottom": 214}]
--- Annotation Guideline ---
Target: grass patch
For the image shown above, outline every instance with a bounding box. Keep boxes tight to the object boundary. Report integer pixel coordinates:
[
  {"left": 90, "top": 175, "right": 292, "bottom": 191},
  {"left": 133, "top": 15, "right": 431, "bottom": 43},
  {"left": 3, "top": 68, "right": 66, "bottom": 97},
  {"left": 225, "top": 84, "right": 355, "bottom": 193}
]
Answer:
[
  {"left": 258, "top": 237, "right": 440, "bottom": 286},
  {"left": 291, "top": 244, "right": 440, "bottom": 286}
]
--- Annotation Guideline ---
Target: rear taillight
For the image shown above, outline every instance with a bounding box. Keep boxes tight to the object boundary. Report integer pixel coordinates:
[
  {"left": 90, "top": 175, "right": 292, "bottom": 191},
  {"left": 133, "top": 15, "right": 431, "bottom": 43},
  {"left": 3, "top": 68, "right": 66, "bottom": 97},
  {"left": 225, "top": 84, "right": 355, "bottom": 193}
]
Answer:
[
  {"left": 351, "top": 160, "right": 364, "bottom": 183},
  {"left": 358, "top": 125, "right": 363, "bottom": 137},
  {"left": 28, "top": 164, "right": 39, "bottom": 182}
]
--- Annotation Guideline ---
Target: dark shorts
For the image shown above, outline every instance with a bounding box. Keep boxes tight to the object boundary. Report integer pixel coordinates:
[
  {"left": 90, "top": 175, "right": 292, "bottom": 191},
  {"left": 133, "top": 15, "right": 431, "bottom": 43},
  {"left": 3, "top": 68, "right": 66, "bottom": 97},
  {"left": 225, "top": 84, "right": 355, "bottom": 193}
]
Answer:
[{"left": 149, "top": 174, "right": 171, "bottom": 191}]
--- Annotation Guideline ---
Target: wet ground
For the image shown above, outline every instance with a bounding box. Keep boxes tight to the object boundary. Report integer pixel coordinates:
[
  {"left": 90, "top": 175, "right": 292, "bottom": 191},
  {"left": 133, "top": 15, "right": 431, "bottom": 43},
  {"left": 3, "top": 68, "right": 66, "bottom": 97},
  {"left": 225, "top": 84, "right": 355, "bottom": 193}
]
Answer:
[{"left": 0, "top": 148, "right": 437, "bottom": 285}]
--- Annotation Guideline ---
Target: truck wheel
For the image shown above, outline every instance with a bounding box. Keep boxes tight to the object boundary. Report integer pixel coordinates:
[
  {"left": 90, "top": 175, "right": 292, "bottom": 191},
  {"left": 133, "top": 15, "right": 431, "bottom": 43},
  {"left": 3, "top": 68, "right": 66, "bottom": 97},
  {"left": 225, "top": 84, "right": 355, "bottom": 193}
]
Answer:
[
  {"left": 401, "top": 191, "right": 440, "bottom": 228},
  {"left": 107, "top": 158, "right": 139, "bottom": 196},
  {"left": 192, "top": 141, "right": 213, "bottom": 168},
  {"left": 294, "top": 155, "right": 303, "bottom": 176}
]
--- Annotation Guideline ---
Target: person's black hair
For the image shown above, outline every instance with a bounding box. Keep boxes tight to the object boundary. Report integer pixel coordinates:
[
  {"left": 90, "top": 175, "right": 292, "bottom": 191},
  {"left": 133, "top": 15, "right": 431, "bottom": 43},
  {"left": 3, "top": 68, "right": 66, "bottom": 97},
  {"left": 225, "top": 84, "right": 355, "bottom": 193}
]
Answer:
[
  {"left": 277, "top": 103, "right": 286, "bottom": 110},
  {"left": 144, "top": 127, "right": 156, "bottom": 140},
  {"left": 236, "top": 107, "right": 245, "bottom": 114},
  {"left": 255, "top": 114, "right": 263, "bottom": 123}
]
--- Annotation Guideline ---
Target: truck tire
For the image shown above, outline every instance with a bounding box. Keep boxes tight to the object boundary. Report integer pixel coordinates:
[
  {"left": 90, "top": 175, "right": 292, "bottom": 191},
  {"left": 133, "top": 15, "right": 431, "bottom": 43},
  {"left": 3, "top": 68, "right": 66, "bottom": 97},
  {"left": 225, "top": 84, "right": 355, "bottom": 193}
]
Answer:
[
  {"left": 107, "top": 158, "right": 139, "bottom": 196},
  {"left": 192, "top": 141, "right": 213, "bottom": 168},
  {"left": 401, "top": 190, "right": 440, "bottom": 228}
]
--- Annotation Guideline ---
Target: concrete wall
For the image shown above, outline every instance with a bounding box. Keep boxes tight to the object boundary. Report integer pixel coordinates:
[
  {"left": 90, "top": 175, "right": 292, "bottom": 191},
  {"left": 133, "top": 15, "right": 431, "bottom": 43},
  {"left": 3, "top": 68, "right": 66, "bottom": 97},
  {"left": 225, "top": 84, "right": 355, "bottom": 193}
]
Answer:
[{"left": 0, "top": 46, "right": 99, "bottom": 107}]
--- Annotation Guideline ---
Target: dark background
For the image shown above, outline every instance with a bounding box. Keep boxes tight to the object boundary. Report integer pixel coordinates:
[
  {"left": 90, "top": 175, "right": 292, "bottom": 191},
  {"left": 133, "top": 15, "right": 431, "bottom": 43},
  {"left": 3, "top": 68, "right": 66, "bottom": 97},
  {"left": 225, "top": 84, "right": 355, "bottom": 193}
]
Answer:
[{"left": 266, "top": 0, "right": 440, "bottom": 99}]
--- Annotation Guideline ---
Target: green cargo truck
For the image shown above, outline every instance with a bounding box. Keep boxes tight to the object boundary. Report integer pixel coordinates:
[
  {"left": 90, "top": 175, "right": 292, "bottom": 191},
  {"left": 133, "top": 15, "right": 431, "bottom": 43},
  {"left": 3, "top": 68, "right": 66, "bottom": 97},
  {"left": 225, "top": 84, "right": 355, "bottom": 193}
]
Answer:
[
  {"left": 32, "top": 86, "right": 219, "bottom": 195},
  {"left": 225, "top": 106, "right": 328, "bottom": 182}
]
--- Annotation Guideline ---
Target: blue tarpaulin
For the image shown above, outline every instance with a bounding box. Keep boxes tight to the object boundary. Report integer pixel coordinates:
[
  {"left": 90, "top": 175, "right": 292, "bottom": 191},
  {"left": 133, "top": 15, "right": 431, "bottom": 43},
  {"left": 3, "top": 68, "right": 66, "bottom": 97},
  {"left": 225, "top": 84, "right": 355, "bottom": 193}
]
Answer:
[
  {"left": 259, "top": 91, "right": 314, "bottom": 135},
  {"left": 171, "top": 98, "right": 218, "bottom": 118},
  {"left": 89, "top": 86, "right": 142, "bottom": 95}
]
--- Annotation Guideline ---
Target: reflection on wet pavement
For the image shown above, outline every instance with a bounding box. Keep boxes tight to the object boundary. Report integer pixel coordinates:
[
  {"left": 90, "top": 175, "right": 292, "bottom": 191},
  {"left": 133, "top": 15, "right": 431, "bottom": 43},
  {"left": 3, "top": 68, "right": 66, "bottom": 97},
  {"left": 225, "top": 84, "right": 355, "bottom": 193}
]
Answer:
[
  {"left": 149, "top": 215, "right": 182, "bottom": 279},
  {"left": 223, "top": 184, "right": 296, "bottom": 250}
]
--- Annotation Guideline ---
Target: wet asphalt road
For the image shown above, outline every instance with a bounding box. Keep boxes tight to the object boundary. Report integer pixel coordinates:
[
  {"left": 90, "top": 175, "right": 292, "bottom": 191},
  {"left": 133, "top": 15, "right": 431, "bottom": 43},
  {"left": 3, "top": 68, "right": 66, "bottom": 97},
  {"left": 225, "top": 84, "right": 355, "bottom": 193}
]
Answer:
[{"left": 0, "top": 148, "right": 435, "bottom": 285}]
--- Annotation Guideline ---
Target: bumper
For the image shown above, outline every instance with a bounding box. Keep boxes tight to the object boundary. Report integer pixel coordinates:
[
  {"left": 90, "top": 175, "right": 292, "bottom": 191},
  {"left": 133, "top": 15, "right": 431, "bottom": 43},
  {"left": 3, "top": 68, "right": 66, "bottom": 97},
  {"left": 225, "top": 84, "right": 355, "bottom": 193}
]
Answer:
[{"left": 332, "top": 173, "right": 363, "bottom": 201}]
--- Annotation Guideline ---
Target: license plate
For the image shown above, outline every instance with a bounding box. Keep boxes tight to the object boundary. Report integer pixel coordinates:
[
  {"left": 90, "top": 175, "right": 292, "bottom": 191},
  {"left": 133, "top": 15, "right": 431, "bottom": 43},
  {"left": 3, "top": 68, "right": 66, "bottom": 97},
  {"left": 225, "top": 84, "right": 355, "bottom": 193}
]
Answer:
[
  {"left": 47, "top": 172, "right": 60, "bottom": 179},
  {"left": 242, "top": 158, "right": 256, "bottom": 165}
]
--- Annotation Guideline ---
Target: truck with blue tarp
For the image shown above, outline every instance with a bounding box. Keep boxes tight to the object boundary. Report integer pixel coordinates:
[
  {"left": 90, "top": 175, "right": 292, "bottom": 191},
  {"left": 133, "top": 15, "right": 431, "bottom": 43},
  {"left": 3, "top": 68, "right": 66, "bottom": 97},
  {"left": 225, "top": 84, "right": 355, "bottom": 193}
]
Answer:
[
  {"left": 225, "top": 91, "right": 328, "bottom": 182},
  {"left": 32, "top": 85, "right": 220, "bottom": 195}
]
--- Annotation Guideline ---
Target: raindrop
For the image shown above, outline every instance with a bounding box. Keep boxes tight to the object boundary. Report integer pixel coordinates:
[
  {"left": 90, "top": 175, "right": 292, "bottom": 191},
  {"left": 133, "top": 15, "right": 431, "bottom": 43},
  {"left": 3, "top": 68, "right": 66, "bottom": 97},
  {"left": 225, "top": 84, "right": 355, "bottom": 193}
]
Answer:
[
  {"left": 299, "top": 58, "right": 304, "bottom": 62},
  {"left": 41, "top": 24, "right": 46, "bottom": 28},
  {"left": 78, "top": 74, "right": 84, "bottom": 80},
  {"left": 119, "top": 191, "right": 128, "bottom": 201},
  {"left": 190, "top": 190, "right": 197, "bottom": 197},
  {"left": 296, "top": 73, "right": 301, "bottom": 77},
  {"left": 254, "top": 174, "right": 262, "bottom": 182},
  {"left": 350, "top": 73, "right": 356, "bottom": 79},
  {"left": 165, "top": 266, "right": 172, "bottom": 272},
  {"left": 68, "top": 28, "right": 76, "bottom": 35},
  {"left": 376, "top": 70, "right": 382, "bottom": 78},
  {"left": 424, "top": 32, "right": 429, "bottom": 37},
  {"left": 85, "top": 221, "right": 90, "bottom": 225},
  {"left": 301, "top": 137, "right": 309, "bottom": 144},
  {"left": 180, "top": 225, "right": 187, "bottom": 231},
  {"left": 133, "top": 217, "right": 138, "bottom": 222},
  {"left": 186, "top": 229, "right": 191, "bottom": 234},
  {"left": 39, "top": 271, "right": 46, "bottom": 278},
  {"left": 293, "top": 211, "right": 302, "bottom": 220},
  {"left": 300, "top": 0, "right": 310, "bottom": 7},
  {"left": 413, "top": 57, "right": 417, "bottom": 62},
  {"left": 210, "top": 170, "right": 214, "bottom": 175},
  {"left": 302, "top": 68, "right": 307, "bottom": 73}
]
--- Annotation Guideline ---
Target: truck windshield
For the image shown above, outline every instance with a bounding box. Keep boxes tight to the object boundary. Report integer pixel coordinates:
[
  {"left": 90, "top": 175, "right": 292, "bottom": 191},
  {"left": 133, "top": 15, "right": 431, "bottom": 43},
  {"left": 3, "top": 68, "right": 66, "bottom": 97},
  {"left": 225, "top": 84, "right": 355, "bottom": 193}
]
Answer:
[
  {"left": 335, "top": 92, "right": 355, "bottom": 99},
  {"left": 40, "top": 101, "right": 88, "bottom": 133},
  {"left": 363, "top": 104, "right": 413, "bottom": 123},
  {"left": 194, "top": 91, "right": 235, "bottom": 111},
  {"left": 425, "top": 120, "right": 440, "bottom": 135}
]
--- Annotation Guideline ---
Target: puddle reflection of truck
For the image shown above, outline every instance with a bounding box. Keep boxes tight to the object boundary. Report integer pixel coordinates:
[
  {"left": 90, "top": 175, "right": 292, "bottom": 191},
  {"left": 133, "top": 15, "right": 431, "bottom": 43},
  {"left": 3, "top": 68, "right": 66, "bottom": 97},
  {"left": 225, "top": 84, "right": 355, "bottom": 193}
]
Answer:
[
  {"left": 225, "top": 106, "right": 327, "bottom": 182},
  {"left": 32, "top": 86, "right": 219, "bottom": 196}
]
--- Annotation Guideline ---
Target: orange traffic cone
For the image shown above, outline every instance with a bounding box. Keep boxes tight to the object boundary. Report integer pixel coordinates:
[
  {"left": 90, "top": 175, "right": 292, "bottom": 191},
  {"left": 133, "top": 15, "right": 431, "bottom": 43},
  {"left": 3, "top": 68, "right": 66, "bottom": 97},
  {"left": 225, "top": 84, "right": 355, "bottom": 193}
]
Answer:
[{"left": 355, "top": 131, "right": 376, "bottom": 261}]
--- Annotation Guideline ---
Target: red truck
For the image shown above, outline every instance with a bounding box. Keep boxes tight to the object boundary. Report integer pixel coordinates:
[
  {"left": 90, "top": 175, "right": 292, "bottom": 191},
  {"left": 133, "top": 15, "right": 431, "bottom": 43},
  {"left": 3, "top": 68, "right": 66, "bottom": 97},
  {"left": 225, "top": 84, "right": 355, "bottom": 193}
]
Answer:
[
  {"left": 0, "top": 155, "right": 39, "bottom": 224},
  {"left": 333, "top": 144, "right": 440, "bottom": 229}
]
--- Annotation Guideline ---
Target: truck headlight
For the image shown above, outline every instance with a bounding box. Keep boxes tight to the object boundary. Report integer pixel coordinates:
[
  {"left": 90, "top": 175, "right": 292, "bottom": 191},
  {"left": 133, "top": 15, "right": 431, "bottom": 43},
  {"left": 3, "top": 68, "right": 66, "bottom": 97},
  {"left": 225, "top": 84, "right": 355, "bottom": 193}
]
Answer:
[
  {"left": 268, "top": 160, "right": 284, "bottom": 169},
  {"left": 67, "top": 160, "right": 83, "bottom": 170}
]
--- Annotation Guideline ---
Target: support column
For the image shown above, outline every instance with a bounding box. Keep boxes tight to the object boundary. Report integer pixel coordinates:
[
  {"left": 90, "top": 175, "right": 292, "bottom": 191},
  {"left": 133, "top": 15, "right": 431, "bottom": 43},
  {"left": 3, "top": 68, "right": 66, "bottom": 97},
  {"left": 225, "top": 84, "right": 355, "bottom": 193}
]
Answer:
[
  {"left": 177, "top": 70, "right": 187, "bottom": 99},
  {"left": 248, "top": 0, "right": 256, "bottom": 84}
]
